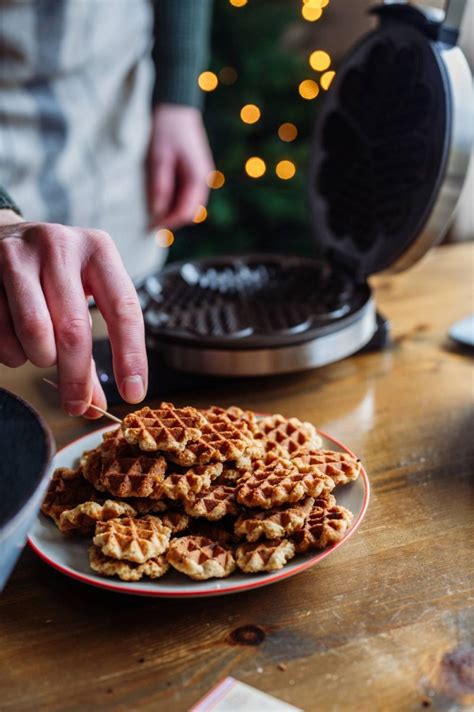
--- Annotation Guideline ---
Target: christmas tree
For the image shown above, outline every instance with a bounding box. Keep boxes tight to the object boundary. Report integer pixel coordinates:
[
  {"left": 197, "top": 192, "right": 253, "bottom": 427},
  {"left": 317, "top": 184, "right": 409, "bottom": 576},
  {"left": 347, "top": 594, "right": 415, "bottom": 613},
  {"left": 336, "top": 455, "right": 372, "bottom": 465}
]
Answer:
[{"left": 170, "top": 0, "right": 335, "bottom": 261}]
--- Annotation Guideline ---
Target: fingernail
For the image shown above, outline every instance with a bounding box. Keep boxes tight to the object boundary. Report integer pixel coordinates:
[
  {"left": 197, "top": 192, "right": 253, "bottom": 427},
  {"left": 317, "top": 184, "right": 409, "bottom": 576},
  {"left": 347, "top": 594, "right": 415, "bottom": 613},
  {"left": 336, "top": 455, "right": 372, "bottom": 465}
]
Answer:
[
  {"left": 122, "top": 375, "right": 145, "bottom": 403},
  {"left": 65, "top": 400, "right": 88, "bottom": 416}
]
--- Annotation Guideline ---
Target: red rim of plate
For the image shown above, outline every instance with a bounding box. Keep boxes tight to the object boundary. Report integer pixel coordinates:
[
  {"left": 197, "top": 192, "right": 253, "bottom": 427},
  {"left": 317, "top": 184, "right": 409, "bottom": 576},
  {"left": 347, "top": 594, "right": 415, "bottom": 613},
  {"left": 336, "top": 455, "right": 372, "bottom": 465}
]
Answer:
[{"left": 28, "top": 425, "right": 370, "bottom": 598}]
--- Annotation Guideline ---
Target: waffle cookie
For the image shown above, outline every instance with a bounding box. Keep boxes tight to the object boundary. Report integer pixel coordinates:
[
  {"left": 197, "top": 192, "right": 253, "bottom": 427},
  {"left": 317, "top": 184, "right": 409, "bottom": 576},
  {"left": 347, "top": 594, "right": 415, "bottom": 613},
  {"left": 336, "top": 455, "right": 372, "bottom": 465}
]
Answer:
[
  {"left": 85, "top": 450, "right": 167, "bottom": 499},
  {"left": 256, "top": 414, "right": 323, "bottom": 458},
  {"left": 122, "top": 403, "right": 206, "bottom": 453},
  {"left": 235, "top": 538, "right": 296, "bottom": 573},
  {"left": 161, "top": 463, "right": 223, "bottom": 501},
  {"left": 203, "top": 405, "right": 259, "bottom": 434},
  {"left": 58, "top": 499, "right": 137, "bottom": 535},
  {"left": 41, "top": 466, "right": 102, "bottom": 526},
  {"left": 293, "top": 498, "right": 354, "bottom": 553},
  {"left": 236, "top": 458, "right": 334, "bottom": 510},
  {"left": 183, "top": 485, "right": 238, "bottom": 521},
  {"left": 166, "top": 407, "right": 264, "bottom": 467},
  {"left": 167, "top": 535, "right": 236, "bottom": 580},
  {"left": 157, "top": 510, "right": 190, "bottom": 535},
  {"left": 89, "top": 546, "right": 169, "bottom": 581},
  {"left": 234, "top": 497, "right": 315, "bottom": 542},
  {"left": 291, "top": 449, "right": 361, "bottom": 486},
  {"left": 93, "top": 515, "right": 171, "bottom": 563}
]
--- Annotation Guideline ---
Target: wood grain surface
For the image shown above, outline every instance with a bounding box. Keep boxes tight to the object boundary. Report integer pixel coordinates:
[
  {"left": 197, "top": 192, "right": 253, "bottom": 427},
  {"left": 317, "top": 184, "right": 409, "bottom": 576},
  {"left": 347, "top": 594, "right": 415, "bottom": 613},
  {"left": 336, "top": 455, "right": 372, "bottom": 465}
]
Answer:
[{"left": 1, "top": 244, "right": 473, "bottom": 712}]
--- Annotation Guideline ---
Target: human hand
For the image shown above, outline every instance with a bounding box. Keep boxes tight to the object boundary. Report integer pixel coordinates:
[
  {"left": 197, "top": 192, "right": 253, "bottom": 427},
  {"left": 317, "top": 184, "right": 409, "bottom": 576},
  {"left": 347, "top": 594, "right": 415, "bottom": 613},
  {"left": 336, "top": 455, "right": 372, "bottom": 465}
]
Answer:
[
  {"left": 0, "top": 211, "right": 148, "bottom": 417},
  {"left": 147, "top": 104, "right": 214, "bottom": 229}
]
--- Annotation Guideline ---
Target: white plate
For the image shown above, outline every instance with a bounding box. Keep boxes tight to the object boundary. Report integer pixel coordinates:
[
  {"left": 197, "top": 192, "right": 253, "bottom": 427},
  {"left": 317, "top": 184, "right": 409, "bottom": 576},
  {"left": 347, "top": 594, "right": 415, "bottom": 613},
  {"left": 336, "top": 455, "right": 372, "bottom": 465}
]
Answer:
[{"left": 29, "top": 426, "right": 370, "bottom": 597}]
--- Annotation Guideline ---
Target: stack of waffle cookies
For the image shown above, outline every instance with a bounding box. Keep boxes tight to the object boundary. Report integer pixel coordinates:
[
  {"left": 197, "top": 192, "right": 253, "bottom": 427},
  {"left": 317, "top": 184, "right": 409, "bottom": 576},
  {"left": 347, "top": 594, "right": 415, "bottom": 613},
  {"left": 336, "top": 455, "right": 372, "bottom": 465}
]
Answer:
[{"left": 41, "top": 403, "right": 360, "bottom": 582}]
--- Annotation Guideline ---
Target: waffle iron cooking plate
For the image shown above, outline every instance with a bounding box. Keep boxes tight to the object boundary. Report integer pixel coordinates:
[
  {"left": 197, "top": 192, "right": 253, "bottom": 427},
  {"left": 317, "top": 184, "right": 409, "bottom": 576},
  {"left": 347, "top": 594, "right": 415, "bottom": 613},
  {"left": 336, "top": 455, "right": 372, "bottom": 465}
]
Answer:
[{"left": 139, "top": 1, "right": 473, "bottom": 377}]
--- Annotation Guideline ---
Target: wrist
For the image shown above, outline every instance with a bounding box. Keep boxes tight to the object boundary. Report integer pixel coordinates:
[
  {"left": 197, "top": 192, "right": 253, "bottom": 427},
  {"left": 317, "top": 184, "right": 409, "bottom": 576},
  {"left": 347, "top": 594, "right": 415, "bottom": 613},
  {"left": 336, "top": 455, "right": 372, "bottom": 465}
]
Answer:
[{"left": 0, "top": 209, "right": 25, "bottom": 227}]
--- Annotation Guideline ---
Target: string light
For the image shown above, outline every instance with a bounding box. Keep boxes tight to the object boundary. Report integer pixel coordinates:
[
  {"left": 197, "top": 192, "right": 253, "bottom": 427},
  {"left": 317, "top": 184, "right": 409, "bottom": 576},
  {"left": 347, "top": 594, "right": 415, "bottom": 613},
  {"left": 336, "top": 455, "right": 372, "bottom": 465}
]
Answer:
[
  {"left": 193, "top": 205, "right": 208, "bottom": 223},
  {"left": 302, "top": 5, "right": 322, "bottom": 21},
  {"left": 207, "top": 170, "right": 226, "bottom": 189},
  {"left": 276, "top": 160, "right": 296, "bottom": 180},
  {"left": 155, "top": 229, "right": 174, "bottom": 248},
  {"left": 219, "top": 66, "right": 238, "bottom": 85},
  {"left": 278, "top": 123, "right": 298, "bottom": 142},
  {"left": 298, "top": 79, "right": 319, "bottom": 100},
  {"left": 245, "top": 157, "right": 266, "bottom": 178},
  {"left": 309, "top": 50, "right": 331, "bottom": 72},
  {"left": 320, "top": 70, "right": 335, "bottom": 90},
  {"left": 198, "top": 71, "right": 218, "bottom": 92},
  {"left": 240, "top": 103, "right": 261, "bottom": 124},
  {"left": 229, "top": 0, "right": 247, "bottom": 6}
]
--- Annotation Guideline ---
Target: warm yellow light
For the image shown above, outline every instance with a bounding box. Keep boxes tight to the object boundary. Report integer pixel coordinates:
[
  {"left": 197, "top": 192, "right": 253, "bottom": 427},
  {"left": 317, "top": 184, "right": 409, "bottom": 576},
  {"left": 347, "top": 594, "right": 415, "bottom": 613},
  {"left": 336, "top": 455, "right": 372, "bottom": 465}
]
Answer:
[
  {"left": 193, "top": 205, "right": 208, "bottom": 223},
  {"left": 278, "top": 123, "right": 298, "bottom": 142},
  {"left": 155, "top": 228, "right": 174, "bottom": 248},
  {"left": 245, "top": 157, "right": 266, "bottom": 178},
  {"left": 298, "top": 79, "right": 319, "bottom": 100},
  {"left": 198, "top": 71, "right": 218, "bottom": 92},
  {"left": 302, "top": 5, "right": 322, "bottom": 21},
  {"left": 276, "top": 160, "right": 296, "bottom": 180},
  {"left": 240, "top": 104, "right": 261, "bottom": 124},
  {"left": 219, "top": 66, "right": 238, "bottom": 85},
  {"left": 303, "top": 0, "right": 329, "bottom": 6},
  {"left": 309, "top": 50, "right": 331, "bottom": 72},
  {"left": 207, "top": 170, "right": 226, "bottom": 189},
  {"left": 320, "top": 70, "right": 336, "bottom": 90},
  {"left": 229, "top": 0, "right": 247, "bottom": 6}
]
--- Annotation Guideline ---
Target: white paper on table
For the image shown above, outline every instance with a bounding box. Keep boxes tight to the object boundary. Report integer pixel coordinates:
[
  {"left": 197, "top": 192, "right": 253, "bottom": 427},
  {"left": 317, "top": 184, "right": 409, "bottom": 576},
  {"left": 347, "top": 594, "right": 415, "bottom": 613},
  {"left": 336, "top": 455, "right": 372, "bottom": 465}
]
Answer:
[{"left": 190, "top": 676, "right": 302, "bottom": 712}]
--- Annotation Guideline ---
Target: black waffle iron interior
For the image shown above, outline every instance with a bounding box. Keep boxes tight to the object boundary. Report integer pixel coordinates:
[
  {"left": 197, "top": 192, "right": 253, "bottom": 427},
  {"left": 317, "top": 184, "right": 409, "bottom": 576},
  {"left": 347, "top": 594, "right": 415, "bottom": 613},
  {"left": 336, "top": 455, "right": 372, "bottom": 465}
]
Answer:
[{"left": 139, "top": 4, "right": 461, "bottom": 377}]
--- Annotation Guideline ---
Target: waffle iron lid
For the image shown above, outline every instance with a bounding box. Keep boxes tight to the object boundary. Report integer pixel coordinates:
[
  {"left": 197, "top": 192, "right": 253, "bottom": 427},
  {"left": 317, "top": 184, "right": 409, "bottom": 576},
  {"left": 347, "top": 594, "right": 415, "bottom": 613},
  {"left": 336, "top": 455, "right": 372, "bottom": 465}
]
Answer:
[{"left": 309, "top": 3, "right": 451, "bottom": 279}]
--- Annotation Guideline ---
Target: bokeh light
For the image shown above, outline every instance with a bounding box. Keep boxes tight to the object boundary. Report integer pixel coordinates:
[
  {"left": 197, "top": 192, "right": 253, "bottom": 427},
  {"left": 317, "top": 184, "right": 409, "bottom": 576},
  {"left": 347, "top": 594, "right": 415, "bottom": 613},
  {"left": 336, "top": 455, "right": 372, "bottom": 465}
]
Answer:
[
  {"left": 193, "top": 205, "right": 208, "bottom": 223},
  {"left": 155, "top": 228, "right": 174, "bottom": 248},
  {"left": 229, "top": 0, "right": 247, "bottom": 6},
  {"left": 198, "top": 71, "right": 218, "bottom": 92},
  {"left": 219, "top": 66, "right": 238, "bottom": 85},
  {"left": 298, "top": 79, "right": 319, "bottom": 100},
  {"left": 240, "top": 103, "right": 261, "bottom": 124},
  {"left": 303, "top": 0, "right": 329, "bottom": 6},
  {"left": 320, "top": 70, "right": 335, "bottom": 90},
  {"left": 207, "top": 170, "right": 226, "bottom": 189},
  {"left": 278, "top": 123, "right": 298, "bottom": 142},
  {"left": 245, "top": 157, "right": 266, "bottom": 178},
  {"left": 302, "top": 5, "right": 322, "bottom": 21},
  {"left": 276, "top": 160, "right": 296, "bottom": 180},
  {"left": 309, "top": 50, "right": 331, "bottom": 72}
]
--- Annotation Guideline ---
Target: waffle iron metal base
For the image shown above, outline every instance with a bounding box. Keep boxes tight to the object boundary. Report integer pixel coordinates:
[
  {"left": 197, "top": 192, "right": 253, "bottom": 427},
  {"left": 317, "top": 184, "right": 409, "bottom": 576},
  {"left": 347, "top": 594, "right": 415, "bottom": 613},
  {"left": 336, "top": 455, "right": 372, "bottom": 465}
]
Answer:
[{"left": 139, "top": 255, "right": 377, "bottom": 377}]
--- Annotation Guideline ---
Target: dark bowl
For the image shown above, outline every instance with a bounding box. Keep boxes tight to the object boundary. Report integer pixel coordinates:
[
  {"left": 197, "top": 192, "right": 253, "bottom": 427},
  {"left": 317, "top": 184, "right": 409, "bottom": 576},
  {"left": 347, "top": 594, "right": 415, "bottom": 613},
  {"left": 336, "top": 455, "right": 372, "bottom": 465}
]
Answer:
[{"left": 0, "top": 387, "right": 55, "bottom": 590}]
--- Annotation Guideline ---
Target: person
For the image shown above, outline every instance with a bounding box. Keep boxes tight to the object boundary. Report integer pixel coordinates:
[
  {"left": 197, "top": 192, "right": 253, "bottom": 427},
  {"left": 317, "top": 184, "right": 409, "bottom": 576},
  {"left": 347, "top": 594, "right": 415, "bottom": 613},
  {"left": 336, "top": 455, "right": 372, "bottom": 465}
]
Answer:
[{"left": 0, "top": 0, "right": 214, "bottom": 418}]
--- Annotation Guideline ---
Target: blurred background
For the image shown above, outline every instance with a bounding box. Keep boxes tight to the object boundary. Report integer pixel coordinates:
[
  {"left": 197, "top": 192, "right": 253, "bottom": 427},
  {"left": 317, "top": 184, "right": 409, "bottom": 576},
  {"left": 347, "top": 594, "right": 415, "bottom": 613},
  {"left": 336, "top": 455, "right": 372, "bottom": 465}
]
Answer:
[{"left": 167, "top": 0, "right": 473, "bottom": 263}]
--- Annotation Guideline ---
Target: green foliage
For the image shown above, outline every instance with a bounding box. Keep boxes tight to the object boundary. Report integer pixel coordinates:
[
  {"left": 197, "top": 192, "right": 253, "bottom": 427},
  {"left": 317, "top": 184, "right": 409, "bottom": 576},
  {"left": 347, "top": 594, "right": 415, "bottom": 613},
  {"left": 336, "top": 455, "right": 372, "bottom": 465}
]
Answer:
[{"left": 170, "top": 0, "right": 324, "bottom": 262}]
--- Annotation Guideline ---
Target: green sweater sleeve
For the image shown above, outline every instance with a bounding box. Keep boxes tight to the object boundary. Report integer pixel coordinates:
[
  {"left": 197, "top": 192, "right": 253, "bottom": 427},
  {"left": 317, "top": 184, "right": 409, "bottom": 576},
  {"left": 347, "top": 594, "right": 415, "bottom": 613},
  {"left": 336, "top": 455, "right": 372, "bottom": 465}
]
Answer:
[
  {"left": 152, "top": 0, "right": 213, "bottom": 110},
  {"left": 0, "top": 186, "right": 21, "bottom": 216}
]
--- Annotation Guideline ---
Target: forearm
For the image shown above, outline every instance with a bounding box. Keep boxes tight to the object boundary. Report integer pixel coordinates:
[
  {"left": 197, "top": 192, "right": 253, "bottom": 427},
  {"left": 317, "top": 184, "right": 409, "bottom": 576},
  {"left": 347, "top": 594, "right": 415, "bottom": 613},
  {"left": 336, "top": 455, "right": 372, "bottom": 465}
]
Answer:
[{"left": 152, "top": 0, "right": 213, "bottom": 109}]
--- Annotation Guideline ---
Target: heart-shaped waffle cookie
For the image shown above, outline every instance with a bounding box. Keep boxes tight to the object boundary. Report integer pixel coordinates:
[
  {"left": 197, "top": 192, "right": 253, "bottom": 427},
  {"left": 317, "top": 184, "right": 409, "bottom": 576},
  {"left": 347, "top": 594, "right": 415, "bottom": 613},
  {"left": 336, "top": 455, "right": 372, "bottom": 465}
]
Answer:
[
  {"left": 122, "top": 403, "right": 206, "bottom": 453},
  {"left": 93, "top": 515, "right": 171, "bottom": 563},
  {"left": 89, "top": 546, "right": 169, "bottom": 581},
  {"left": 235, "top": 538, "right": 296, "bottom": 573},
  {"left": 166, "top": 535, "right": 236, "bottom": 580},
  {"left": 236, "top": 458, "right": 334, "bottom": 509},
  {"left": 293, "top": 496, "right": 354, "bottom": 553}
]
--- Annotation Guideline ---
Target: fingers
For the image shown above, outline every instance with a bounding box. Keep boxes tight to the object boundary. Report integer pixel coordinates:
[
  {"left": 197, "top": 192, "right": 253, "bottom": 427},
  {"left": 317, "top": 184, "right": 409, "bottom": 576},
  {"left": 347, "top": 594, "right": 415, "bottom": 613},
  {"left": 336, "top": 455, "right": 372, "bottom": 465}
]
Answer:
[
  {"left": 0, "top": 288, "right": 27, "bottom": 367},
  {"left": 84, "top": 231, "right": 148, "bottom": 405},
  {"left": 163, "top": 159, "right": 210, "bottom": 229},
  {"left": 0, "top": 241, "right": 56, "bottom": 368},
  {"left": 42, "top": 240, "right": 93, "bottom": 416},
  {"left": 148, "top": 150, "right": 176, "bottom": 228}
]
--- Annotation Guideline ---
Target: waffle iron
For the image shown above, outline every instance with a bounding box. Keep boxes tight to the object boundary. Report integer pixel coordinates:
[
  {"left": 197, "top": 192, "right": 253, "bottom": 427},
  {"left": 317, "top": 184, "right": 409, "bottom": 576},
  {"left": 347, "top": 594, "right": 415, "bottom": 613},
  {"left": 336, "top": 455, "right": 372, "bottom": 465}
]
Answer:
[{"left": 135, "top": 0, "right": 473, "bottom": 379}]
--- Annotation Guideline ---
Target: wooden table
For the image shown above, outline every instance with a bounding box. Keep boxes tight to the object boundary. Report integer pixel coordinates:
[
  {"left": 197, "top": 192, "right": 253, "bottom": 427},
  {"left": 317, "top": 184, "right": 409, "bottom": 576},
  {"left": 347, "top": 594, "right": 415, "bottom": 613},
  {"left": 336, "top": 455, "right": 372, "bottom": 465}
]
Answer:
[{"left": 1, "top": 244, "right": 473, "bottom": 712}]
